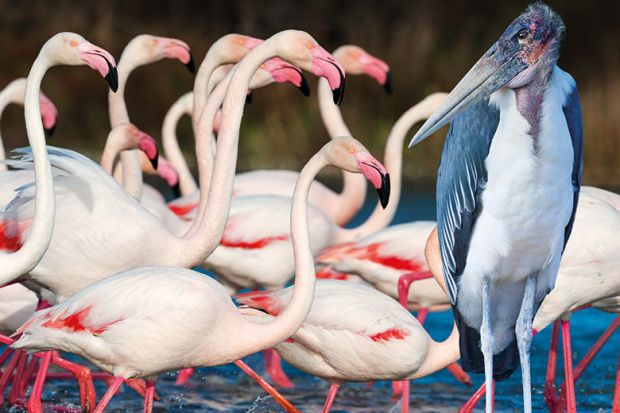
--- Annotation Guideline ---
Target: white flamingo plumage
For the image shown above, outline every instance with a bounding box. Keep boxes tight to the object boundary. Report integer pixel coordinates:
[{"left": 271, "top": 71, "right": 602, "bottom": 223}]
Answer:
[
  {"left": 0, "top": 32, "right": 119, "bottom": 412},
  {"left": 236, "top": 279, "right": 460, "bottom": 413},
  {"left": 12, "top": 134, "right": 390, "bottom": 413}
]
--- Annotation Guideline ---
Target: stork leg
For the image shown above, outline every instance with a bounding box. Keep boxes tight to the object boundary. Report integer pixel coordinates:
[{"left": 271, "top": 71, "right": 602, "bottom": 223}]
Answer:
[
  {"left": 480, "top": 276, "right": 494, "bottom": 413},
  {"left": 321, "top": 383, "right": 340, "bottom": 413},
  {"left": 515, "top": 273, "right": 536, "bottom": 413}
]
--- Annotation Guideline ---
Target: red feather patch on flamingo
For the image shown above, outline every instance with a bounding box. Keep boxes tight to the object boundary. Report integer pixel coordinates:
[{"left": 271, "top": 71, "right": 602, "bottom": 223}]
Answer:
[
  {"left": 368, "top": 328, "right": 409, "bottom": 342},
  {"left": 168, "top": 203, "right": 197, "bottom": 218},
  {"left": 0, "top": 220, "right": 26, "bottom": 252},
  {"left": 40, "top": 306, "right": 121, "bottom": 335},
  {"left": 235, "top": 291, "right": 282, "bottom": 315}
]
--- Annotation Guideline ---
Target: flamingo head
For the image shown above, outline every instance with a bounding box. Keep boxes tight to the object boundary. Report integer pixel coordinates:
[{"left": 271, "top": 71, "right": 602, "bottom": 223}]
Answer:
[
  {"left": 38, "top": 92, "right": 58, "bottom": 138},
  {"left": 325, "top": 136, "right": 390, "bottom": 208},
  {"left": 128, "top": 35, "right": 195, "bottom": 74},
  {"left": 268, "top": 31, "right": 345, "bottom": 105},
  {"left": 334, "top": 45, "right": 391, "bottom": 94},
  {"left": 261, "top": 57, "right": 310, "bottom": 96},
  {"left": 48, "top": 33, "right": 118, "bottom": 91},
  {"left": 156, "top": 157, "right": 181, "bottom": 197}
]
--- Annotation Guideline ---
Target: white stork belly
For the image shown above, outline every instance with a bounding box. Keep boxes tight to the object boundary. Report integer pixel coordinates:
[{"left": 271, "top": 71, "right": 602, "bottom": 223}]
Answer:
[{"left": 458, "top": 67, "right": 576, "bottom": 337}]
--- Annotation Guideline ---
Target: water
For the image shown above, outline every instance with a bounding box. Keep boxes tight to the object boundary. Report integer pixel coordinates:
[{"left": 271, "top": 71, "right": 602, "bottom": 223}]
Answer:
[{"left": 3, "top": 189, "right": 619, "bottom": 412}]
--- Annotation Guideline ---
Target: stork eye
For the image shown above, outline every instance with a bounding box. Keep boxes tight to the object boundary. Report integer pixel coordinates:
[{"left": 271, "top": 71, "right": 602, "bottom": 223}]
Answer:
[{"left": 516, "top": 29, "right": 529, "bottom": 42}]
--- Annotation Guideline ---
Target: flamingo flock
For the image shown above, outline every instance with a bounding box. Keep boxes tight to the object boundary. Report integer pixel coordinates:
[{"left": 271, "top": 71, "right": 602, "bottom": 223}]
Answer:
[{"left": 0, "top": 3, "right": 618, "bottom": 413}]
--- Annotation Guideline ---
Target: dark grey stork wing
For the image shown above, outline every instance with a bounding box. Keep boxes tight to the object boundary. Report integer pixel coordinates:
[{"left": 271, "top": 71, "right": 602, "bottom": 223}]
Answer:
[
  {"left": 436, "top": 98, "right": 520, "bottom": 380},
  {"left": 561, "top": 84, "right": 583, "bottom": 248},
  {"left": 436, "top": 98, "right": 499, "bottom": 305}
]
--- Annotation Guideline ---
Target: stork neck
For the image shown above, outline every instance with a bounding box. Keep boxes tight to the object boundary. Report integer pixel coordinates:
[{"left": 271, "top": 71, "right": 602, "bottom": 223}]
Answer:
[{"left": 514, "top": 63, "right": 556, "bottom": 140}]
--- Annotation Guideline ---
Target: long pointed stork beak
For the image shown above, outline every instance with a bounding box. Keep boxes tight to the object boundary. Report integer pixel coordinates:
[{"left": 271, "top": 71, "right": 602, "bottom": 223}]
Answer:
[{"left": 408, "top": 44, "right": 526, "bottom": 148}]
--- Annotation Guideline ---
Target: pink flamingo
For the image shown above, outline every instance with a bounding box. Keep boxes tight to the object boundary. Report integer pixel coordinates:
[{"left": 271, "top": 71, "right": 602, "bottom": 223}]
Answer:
[
  {"left": 0, "top": 32, "right": 118, "bottom": 412},
  {"left": 0, "top": 78, "right": 57, "bottom": 171},
  {"left": 236, "top": 279, "right": 461, "bottom": 413},
  {"left": 168, "top": 44, "right": 391, "bottom": 226},
  {"left": 108, "top": 34, "right": 193, "bottom": 202},
  {"left": 12, "top": 135, "right": 389, "bottom": 413},
  {"left": 1, "top": 29, "right": 345, "bottom": 405}
]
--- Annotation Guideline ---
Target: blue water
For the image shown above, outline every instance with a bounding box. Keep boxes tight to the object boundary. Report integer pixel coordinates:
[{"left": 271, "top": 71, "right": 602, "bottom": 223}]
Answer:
[{"left": 2, "top": 189, "right": 619, "bottom": 412}]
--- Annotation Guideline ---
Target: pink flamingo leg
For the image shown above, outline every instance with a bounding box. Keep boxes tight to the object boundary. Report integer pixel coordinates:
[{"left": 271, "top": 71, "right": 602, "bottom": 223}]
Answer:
[
  {"left": 0, "top": 345, "right": 13, "bottom": 367},
  {"left": 544, "top": 320, "right": 561, "bottom": 412},
  {"left": 264, "top": 348, "right": 294, "bottom": 388},
  {"left": 397, "top": 272, "right": 432, "bottom": 308},
  {"left": 613, "top": 354, "right": 620, "bottom": 413},
  {"left": 18, "top": 356, "right": 39, "bottom": 401},
  {"left": 175, "top": 367, "right": 194, "bottom": 385},
  {"left": 560, "top": 319, "right": 577, "bottom": 412},
  {"left": 416, "top": 307, "right": 429, "bottom": 324},
  {"left": 28, "top": 351, "right": 52, "bottom": 413},
  {"left": 47, "top": 351, "right": 96, "bottom": 413},
  {"left": 93, "top": 376, "right": 124, "bottom": 413},
  {"left": 459, "top": 381, "right": 494, "bottom": 413},
  {"left": 233, "top": 360, "right": 299, "bottom": 413},
  {"left": 143, "top": 381, "right": 155, "bottom": 413},
  {"left": 0, "top": 350, "right": 22, "bottom": 404},
  {"left": 447, "top": 363, "right": 473, "bottom": 386},
  {"left": 8, "top": 350, "right": 29, "bottom": 404},
  {"left": 391, "top": 380, "right": 404, "bottom": 398},
  {"left": 321, "top": 383, "right": 340, "bottom": 413},
  {"left": 400, "top": 379, "right": 410, "bottom": 413}
]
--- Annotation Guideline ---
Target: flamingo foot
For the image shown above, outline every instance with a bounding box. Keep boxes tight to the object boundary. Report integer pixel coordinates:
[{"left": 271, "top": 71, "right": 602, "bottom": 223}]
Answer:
[
  {"left": 50, "top": 351, "right": 96, "bottom": 413},
  {"left": 264, "top": 348, "right": 294, "bottom": 388},
  {"left": 175, "top": 367, "right": 195, "bottom": 385}
]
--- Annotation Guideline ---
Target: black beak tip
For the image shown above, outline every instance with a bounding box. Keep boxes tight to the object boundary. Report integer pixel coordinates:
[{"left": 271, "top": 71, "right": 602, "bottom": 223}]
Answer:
[
  {"left": 298, "top": 74, "right": 311, "bottom": 97},
  {"left": 106, "top": 65, "right": 119, "bottom": 93},
  {"left": 245, "top": 92, "right": 253, "bottom": 105},
  {"left": 376, "top": 173, "right": 391, "bottom": 209},
  {"left": 185, "top": 52, "right": 196, "bottom": 75},
  {"left": 43, "top": 124, "right": 55, "bottom": 139},
  {"left": 150, "top": 154, "right": 159, "bottom": 171},
  {"left": 383, "top": 71, "right": 393, "bottom": 95},
  {"left": 331, "top": 65, "right": 346, "bottom": 106},
  {"left": 171, "top": 182, "right": 181, "bottom": 199}
]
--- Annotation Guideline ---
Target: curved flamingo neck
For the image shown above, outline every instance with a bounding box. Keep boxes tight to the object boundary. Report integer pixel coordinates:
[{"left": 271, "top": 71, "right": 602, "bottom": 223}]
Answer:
[
  {"left": 0, "top": 54, "right": 54, "bottom": 284},
  {"left": 333, "top": 93, "right": 448, "bottom": 242},
  {"left": 108, "top": 57, "right": 143, "bottom": 200},
  {"left": 162, "top": 92, "right": 196, "bottom": 196},
  {"left": 192, "top": 54, "right": 221, "bottom": 136},
  {"left": 0, "top": 79, "right": 27, "bottom": 171},
  {"left": 406, "top": 324, "right": 460, "bottom": 380},
  {"left": 317, "top": 78, "right": 366, "bottom": 225},
  {"left": 162, "top": 43, "right": 279, "bottom": 267},
  {"left": 239, "top": 150, "right": 326, "bottom": 354}
]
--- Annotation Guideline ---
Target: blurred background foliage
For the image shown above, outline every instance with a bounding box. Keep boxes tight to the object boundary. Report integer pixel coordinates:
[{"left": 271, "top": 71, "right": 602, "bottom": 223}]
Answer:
[{"left": 1, "top": 0, "right": 619, "bottom": 188}]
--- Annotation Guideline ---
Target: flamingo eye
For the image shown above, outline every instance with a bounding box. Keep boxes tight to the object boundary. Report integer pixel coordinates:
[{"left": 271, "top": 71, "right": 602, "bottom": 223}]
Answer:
[
  {"left": 305, "top": 41, "right": 315, "bottom": 50},
  {"left": 70, "top": 40, "right": 78, "bottom": 47}
]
